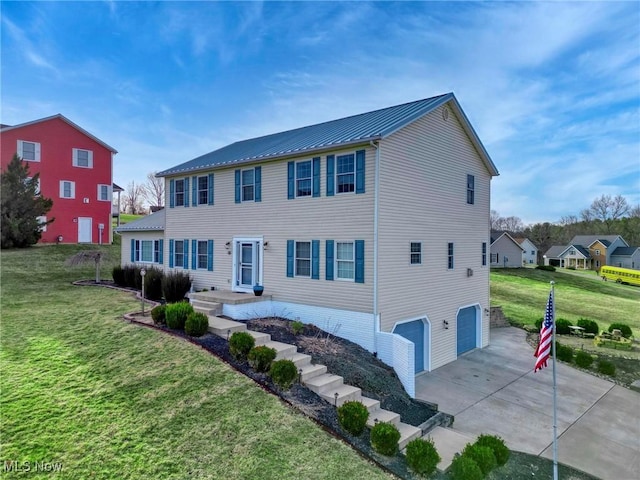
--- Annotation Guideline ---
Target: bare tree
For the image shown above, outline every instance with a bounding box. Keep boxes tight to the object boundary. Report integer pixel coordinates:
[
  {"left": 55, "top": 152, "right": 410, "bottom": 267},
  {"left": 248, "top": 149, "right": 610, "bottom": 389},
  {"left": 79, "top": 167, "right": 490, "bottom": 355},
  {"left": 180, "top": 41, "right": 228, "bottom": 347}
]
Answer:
[
  {"left": 123, "top": 181, "right": 144, "bottom": 215},
  {"left": 141, "top": 172, "right": 165, "bottom": 208},
  {"left": 490, "top": 210, "right": 501, "bottom": 231},
  {"left": 585, "top": 194, "right": 630, "bottom": 233},
  {"left": 630, "top": 204, "right": 640, "bottom": 218},
  {"left": 501, "top": 216, "right": 524, "bottom": 234}
]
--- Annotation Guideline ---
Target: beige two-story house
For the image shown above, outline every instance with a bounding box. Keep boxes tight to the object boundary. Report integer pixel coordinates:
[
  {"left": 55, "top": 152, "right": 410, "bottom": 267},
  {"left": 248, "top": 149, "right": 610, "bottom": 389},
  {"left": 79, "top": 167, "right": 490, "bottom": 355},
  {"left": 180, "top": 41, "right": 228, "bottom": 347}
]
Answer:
[{"left": 120, "top": 93, "right": 499, "bottom": 397}]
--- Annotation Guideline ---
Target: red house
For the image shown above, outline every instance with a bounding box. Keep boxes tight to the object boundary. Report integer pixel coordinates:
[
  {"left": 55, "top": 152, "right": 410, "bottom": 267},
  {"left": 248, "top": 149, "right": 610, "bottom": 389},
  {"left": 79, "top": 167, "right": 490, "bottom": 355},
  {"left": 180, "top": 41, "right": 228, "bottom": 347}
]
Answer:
[{"left": 0, "top": 114, "right": 117, "bottom": 244}]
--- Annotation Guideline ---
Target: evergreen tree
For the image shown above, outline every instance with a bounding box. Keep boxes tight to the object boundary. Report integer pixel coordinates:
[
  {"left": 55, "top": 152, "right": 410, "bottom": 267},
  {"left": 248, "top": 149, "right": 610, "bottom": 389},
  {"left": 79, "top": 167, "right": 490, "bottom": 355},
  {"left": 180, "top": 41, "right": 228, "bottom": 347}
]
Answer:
[{"left": 1, "top": 154, "right": 54, "bottom": 248}]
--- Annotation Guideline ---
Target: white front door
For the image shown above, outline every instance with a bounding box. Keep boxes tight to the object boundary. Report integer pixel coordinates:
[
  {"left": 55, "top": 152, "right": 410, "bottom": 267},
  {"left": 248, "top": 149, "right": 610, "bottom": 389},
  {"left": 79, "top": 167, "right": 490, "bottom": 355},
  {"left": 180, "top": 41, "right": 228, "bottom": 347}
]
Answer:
[
  {"left": 78, "top": 217, "right": 92, "bottom": 243},
  {"left": 232, "top": 238, "right": 263, "bottom": 292}
]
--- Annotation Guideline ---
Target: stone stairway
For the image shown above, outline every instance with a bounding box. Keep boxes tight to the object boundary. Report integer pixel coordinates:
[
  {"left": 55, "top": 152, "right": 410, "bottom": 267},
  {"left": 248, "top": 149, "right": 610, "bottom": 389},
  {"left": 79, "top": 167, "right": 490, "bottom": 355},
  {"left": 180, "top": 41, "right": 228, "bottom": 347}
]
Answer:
[{"left": 205, "top": 315, "right": 422, "bottom": 450}]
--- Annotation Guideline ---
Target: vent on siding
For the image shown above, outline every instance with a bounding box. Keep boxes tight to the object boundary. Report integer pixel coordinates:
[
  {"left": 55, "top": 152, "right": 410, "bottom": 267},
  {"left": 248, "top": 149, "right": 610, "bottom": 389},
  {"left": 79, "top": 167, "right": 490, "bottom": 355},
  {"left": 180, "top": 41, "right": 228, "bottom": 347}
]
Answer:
[
  {"left": 442, "top": 107, "right": 449, "bottom": 121},
  {"left": 467, "top": 268, "right": 474, "bottom": 277}
]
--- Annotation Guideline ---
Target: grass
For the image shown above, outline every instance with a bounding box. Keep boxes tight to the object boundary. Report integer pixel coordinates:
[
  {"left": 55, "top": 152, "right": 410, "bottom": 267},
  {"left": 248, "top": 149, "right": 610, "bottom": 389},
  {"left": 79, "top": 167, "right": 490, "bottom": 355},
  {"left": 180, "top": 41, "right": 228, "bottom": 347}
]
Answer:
[
  {"left": 116, "top": 213, "right": 144, "bottom": 225},
  {"left": 491, "top": 268, "right": 640, "bottom": 335},
  {"left": 1, "top": 244, "right": 392, "bottom": 479}
]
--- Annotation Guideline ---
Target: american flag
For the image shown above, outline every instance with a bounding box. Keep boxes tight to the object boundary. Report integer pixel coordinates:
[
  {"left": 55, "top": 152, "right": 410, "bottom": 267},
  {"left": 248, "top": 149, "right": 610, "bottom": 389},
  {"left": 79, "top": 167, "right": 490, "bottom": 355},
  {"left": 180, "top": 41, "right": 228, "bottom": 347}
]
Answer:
[{"left": 534, "top": 289, "right": 555, "bottom": 372}]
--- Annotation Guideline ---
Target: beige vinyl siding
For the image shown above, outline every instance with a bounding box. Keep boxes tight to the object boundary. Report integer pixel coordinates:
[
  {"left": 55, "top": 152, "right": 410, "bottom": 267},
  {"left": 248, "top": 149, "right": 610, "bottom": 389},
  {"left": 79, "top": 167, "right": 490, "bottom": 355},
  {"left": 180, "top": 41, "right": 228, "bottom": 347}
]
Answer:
[
  {"left": 164, "top": 146, "right": 375, "bottom": 314},
  {"left": 377, "top": 105, "right": 491, "bottom": 369}
]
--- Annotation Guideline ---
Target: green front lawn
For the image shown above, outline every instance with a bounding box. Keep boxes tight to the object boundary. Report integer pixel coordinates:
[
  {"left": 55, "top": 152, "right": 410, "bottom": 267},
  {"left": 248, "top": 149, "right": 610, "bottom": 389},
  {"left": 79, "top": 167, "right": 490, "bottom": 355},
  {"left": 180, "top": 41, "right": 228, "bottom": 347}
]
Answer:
[{"left": 1, "top": 245, "right": 392, "bottom": 479}]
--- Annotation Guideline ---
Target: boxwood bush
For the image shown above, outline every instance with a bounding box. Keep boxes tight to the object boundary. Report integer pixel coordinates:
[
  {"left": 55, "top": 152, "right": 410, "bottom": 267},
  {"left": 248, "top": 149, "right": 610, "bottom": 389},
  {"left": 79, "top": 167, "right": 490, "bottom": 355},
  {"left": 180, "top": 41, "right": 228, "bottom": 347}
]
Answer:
[
  {"left": 475, "top": 434, "right": 510, "bottom": 466},
  {"left": 577, "top": 318, "right": 599, "bottom": 335},
  {"left": 185, "top": 311, "right": 209, "bottom": 337},
  {"left": 448, "top": 454, "right": 483, "bottom": 480},
  {"left": 555, "top": 318, "right": 572, "bottom": 335},
  {"left": 150, "top": 304, "right": 166, "bottom": 325},
  {"left": 248, "top": 345, "right": 277, "bottom": 373},
  {"left": 555, "top": 343, "right": 573, "bottom": 363},
  {"left": 337, "top": 401, "right": 369, "bottom": 436},
  {"left": 229, "top": 332, "right": 256, "bottom": 361},
  {"left": 269, "top": 359, "right": 298, "bottom": 389},
  {"left": 597, "top": 359, "right": 616, "bottom": 376},
  {"left": 405, "top": 437, "right": 440, "bottom": 476},
  {"left": 165, "top": 302, "right": 194, "bottom": 330},
  {"left": 370, "top": 422, "right": 400, "bottom": 456},
  {"left": 608, "top": 323, "right": 633, "bottom": 338},
  {"left": 575, "top": 350, "right": 594, "bottom": 369},
  {"left": 462, "top": 443, "right": 497, "bottom": 475}
]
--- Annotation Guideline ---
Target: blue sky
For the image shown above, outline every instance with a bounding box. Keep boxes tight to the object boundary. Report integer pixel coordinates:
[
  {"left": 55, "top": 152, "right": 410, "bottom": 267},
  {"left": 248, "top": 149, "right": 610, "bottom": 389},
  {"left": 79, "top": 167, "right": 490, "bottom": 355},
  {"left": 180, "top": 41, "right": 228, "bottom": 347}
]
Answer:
[{"left": 2, "top": 1, "right": 638, "bottom": 225}]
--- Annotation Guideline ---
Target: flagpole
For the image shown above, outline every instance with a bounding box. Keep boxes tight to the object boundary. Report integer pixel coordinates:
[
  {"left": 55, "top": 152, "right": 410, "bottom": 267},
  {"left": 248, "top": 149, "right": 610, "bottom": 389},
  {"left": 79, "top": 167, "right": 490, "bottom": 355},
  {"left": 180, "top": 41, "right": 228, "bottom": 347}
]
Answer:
[{"left": 551, "top": 280, "right": 558, "bottom": 480}]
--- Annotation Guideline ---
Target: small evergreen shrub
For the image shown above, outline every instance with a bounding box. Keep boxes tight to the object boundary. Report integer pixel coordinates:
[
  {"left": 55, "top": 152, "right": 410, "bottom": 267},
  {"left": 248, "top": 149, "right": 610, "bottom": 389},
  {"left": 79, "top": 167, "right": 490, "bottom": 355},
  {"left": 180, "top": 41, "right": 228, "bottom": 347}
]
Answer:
[
  {"left": 248, "top": 345, "right": 277, "bottom": 373},
  {"left": 536, "top": 265, "right": 556, "bottom": 272},
  {"left": 337, "top": 401, "right": 369, "bottom": 436},
  {"left": 597, "top": 360, "right": 616, "bottom": 376},
  {"left": 462, "top": 443, "right": 497, "bottom": 475},
  {"left": 269, "top": 359, "right": 298, "bottom": 389},
  {"left": 575, "top": 350, "right": 594, "bottom": 369},
  {"left": 370, "top": 422, "right": 400, "bottom": 456},
  {"left": 555, "top": 318, "right": 572, "bottom": 335},
  {"left": 555, "top": 343, "right": 573, "bottom": 363},
  {"left": 405, "top": 437, "right": 440, "bottom": 476},
  {"left": 112, "top": 265, "right": 126, "bottom": 286},
  {"left": 608, "top": 323, "right": 633, "bottom": 338},
  {"left": 291, "top": 320, "right": 304, "bottom": 335},
  {"left": 475, "top": 434, "right": 510, "bottom": 466},
  {"left": 162, "top": 271, "right": 192, "bottom": 303},
  {"left": 448, "top": 454, "right": 483, "bottom": 480},
  {"left": 144, "top": 267, "right": 164, "bottom": 301},
  {"left": 150, "top": 305, "right": 166, "bottom": 325},
  {"left": 165, "top": 302, "right": 194, "bottom": 330},
  {"left": 229, "top": 332, "right": 256, "bottom": 361},
  {"left": 577, "top": 318, "right": 599, "bottom": 335},
  {"left": 185, "top": 311, "right": 209, "bottom": 337},
  {"left": 566, "top": 265, "right": 576, "bottom": 270}
]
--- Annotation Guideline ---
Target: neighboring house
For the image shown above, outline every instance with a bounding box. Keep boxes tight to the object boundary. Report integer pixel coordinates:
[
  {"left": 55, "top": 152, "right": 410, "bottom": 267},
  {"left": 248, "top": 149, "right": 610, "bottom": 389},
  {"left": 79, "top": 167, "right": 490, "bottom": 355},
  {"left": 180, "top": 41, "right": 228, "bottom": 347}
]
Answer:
[
  {"left": 543, "top": 235, "right": 631, "bottom": 271},
  {"left": 120, "top": 93, "right": 499, "bottom": 397},
  {"left": 514, "top": 237, "right": 538, "bottom": 265},
  {"left": 116, "top": 209, "right": 165, "bottom": 264},
  {"left": 0, "top": 114, "right": 117, "bottom": 244},
  {"left": 490, "top": 231, "right": 524, "bottom": 268},
  {"left": 610, "top": 247, "right": 640, "bottom": 270}
]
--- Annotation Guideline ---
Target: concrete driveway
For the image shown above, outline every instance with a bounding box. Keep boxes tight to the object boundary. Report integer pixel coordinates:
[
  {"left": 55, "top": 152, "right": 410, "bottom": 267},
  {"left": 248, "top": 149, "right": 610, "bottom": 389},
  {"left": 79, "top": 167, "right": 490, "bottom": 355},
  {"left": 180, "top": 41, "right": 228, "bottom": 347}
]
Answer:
[{"left": 415, "top": 327, "right": 640, "bottom": 480}]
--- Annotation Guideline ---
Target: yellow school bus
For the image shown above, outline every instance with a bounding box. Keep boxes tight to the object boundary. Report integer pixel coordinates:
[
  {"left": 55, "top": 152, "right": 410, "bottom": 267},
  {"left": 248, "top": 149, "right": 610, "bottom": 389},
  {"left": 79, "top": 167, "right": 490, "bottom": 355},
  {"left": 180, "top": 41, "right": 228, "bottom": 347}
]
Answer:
[{"left": 600, "top": 266, "right": 640, "bottom": 286}]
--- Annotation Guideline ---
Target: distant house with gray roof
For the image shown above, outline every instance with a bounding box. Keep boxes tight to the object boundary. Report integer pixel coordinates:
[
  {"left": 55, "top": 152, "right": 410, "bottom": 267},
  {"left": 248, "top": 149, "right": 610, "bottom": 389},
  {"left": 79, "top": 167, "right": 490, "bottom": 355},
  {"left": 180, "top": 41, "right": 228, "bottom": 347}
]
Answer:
[
  {"left": 543, "top": 234, "right": 634, "bottom": 271},
  {"left": 610, "top": 246, "right": 640, "bottom": 270}
]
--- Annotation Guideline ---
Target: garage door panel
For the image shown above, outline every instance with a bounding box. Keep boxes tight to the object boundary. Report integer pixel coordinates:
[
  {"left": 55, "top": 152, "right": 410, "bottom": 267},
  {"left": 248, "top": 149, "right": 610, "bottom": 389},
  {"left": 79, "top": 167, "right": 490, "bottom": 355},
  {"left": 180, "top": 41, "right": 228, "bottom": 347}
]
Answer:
[
  {"left": 393, "top": 320, "right": 425, "bottom": 373},
  {"left": 457, "top": 307, "right": 477, "bottom": 356}
]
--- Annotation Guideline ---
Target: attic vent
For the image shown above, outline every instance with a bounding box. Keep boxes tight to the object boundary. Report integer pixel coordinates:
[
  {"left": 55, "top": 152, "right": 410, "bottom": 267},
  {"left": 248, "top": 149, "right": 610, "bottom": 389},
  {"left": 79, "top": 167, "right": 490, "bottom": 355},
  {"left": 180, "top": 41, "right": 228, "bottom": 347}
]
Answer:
[
  {"left": 467, "top": 268, "right": 474, "bottom": 277},
  {"left": 442, "top": 107, "right": 449, "bottom": 121}
]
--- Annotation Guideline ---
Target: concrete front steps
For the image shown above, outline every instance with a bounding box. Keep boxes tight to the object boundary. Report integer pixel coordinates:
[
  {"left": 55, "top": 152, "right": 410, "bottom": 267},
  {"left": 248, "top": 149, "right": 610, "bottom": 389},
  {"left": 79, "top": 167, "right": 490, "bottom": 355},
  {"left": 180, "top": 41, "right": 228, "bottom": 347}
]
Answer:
[{"left": 205, "top": 315, "right": 424, "bottom": 452}]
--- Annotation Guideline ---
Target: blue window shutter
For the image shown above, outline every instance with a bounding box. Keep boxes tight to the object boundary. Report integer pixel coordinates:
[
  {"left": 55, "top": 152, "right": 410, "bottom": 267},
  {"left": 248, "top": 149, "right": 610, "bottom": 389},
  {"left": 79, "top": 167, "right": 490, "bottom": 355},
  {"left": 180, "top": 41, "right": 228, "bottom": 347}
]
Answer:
[
  {"left": 235, "top": 170, "right": 241, "bottom": 203},
  {"left": 191, "top": 239, "right": 197, "bottom": 270},
  {"left": 208, "top": 173, "right": 214, "bottom": 205},
  {"left": 326, "top": 240, "right": 334, "bottom": 280},
  {"left": 183, "top": 239, "right": 189, "bottom": 268},
  {"left": 356, "top": 150, "right": 366, "bottom": 194},
  {"left": 286, "top": 240, "right": 294, "bottom": 277},
  {"left": 158, "top": 239, "right": 164, "bottom": 265},
  {"left": 312, "top": 240, "right": 320, "bottom": 280},
  {"left": 255, "top": 166, "right": 262, "bottom": 202},
  {"left": 169, "top": 240, "right": 174, "bottom": 268},
  {"left": 192, "top": 176, "right": 198, "bottom": 206},
  {"left": 184, "top": 177, "right": 190, "bottom": 208},
  {"left": 207, "top": 240, "right": 214, "bottom": 271},
  {"left": 169, "top": 179, "right": 175, "bottom": 208},
  {"left": 287, "top": 161, "right": 295, "bottom": 199},
  {"left": 312, "top": 157, "right": 320, "bottom": 197},
  {"left": 355, "top": 240, "right": 365, "bottom": 283},
  {"left": 326, "top": 155, "right": 335, "bottom": 196},
  {"left": 130, "top": 239, "right": 135, "bottom": 262}
]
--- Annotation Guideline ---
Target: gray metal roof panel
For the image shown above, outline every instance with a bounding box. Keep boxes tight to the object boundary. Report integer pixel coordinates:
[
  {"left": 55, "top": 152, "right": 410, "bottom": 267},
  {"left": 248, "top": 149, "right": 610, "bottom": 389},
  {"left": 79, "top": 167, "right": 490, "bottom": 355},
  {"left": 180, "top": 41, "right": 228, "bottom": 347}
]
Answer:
[
  {"left": 115, "top": 209, "right": 165, "bottom": 232},
  {"left": 611, "top": 246, "right": 639, "bottom": 256}
]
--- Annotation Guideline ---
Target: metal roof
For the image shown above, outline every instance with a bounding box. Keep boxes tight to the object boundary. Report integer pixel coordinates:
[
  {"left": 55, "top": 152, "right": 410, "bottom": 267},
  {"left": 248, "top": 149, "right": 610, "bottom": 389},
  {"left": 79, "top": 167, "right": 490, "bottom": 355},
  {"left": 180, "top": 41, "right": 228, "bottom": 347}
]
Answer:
[
  {"left": 157, "top": 93, "right": 499, "bottom": 177},
  {"left": 569, "top": 235, "right": 627, "bottom": 248},
  {"left": 115, "top": 209, "right": 165, "bottom": 232},
  {"left": 611, "top": 246, "right": 640, "bottom": 256},
  {"left": 544, "top": 246, "right": 566, "bottom": 258}
]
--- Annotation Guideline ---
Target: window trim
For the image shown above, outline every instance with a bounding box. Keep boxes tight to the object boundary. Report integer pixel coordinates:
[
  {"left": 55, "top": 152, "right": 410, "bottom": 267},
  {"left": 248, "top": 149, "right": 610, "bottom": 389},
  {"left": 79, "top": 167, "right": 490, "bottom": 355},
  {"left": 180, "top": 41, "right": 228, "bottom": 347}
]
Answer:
[
  {"left": 335, "top": 241, "right": 355, "bottom": 281},
  {"left": 72, "top": 148, "right": 93, "bottom": 168},
  {"left": 97, "top": 184, "right": 111, "bottom": 202},
  {"left": 174, "top": 240, "right": 185, "bottom": 268},
  {"left": 197, "top": 176, "right": 209, "bottom": 205},
  {"left": 18, "top": 140, "right": 41, "bottom": 162},
  {"left": 197, "top": 240, "right": 208, "bottom": 269},
  {"left": 466, "top": 174, "right": 475, "bottom": 205},
  {"left": 335, "top": 153, "right": 356, "bottom": 195},
  {"left": 241, "top": 168, "right": 255, "bottom": 202},
  {"left": 295, "top": 160, "right": 313, "bottom": 198},
  {"left": 447, "top": 242, "right": 454, "bottom": 270},
  {"left": 60, "top": 180, "right": 75, "bottom": 199},
  {"left": 294, "top": 241, "right": 312, "bottom": 278},
  {"left": 174, "top": 179, "right": 185, "bottom": 207},
  {"left": 410, "top": 242, "right": 422, "bottom": 265},
  {"left": 482, "top": 242, "right": 487, "bottom": 266}
]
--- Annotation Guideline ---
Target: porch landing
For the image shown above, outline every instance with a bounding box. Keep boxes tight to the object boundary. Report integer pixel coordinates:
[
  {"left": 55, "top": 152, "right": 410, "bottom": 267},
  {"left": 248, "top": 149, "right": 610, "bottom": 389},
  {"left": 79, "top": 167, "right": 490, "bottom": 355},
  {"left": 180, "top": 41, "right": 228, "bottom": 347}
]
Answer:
[{"left": 188, "top": 290, "right": 272, "bottom": 305}]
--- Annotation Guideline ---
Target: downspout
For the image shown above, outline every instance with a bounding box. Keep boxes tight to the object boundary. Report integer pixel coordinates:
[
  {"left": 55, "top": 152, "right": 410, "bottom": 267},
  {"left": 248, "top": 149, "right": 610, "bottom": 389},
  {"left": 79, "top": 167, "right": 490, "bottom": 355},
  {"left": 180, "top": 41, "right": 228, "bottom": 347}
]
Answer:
[{"left": 371, "top": 140, "right": 380, "bottom": 354}]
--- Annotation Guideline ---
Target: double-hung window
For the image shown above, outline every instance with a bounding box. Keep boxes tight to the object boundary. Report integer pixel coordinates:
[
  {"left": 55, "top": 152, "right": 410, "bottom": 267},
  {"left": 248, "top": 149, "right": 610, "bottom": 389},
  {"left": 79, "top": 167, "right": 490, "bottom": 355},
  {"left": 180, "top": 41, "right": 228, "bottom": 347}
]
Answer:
[
  {"left": 448, "top": 242, "right": 454, "bottom": 269},
  {"left": 467, "top": 174, "right": 475, "bottom": 204},
  {"left": 198, "top": 176, "right": 209, "bottom": 205},
  {"left": 197, "top": 240, "right": 208, "bottom": 269},
  {"left": 174, "top": 240, "right": 185, "bottom": 267},
  {"left": 336, "top": 154, "right": 355, "bottom": 193},
  {"left": 242, "top": 169, "right": 255, "bottom": 201},
  {"left": 154, "top": 241, "right": 161, "bottom": 263},
  {"left": 73, "top": 148, "right": 93, "bottom": 168},
  {"left": 18, "top": 140, "right": 40, "bottom": 162},
  {"left": 491, "top": 253, "right": 499, "bottom": 263},
  {"left": 336, "top": 242, "right": 355, "bottom": 280},
  {"left": 482, "top": 242, "right": 487, "bottom": 266},
  {"left": 295, "top": 241, "right": 311, "bottom": 277},
  {"left": 60, "top": 180, "right": 75, "bottom": 199},
  {"left": 175, "top": 179, "right": 185, "bottom": 206},
  {"left": 296, "top": 161, "right": 312, "bottom": 197},
  {"left": 141, "top": 240, "right": 154, "bottom": 262},
  {"left": 410, "top": 242, "right": 422, "bottom": 265},
  {"left": 97, "top": 184, "right": 111, "bottom": 201}
]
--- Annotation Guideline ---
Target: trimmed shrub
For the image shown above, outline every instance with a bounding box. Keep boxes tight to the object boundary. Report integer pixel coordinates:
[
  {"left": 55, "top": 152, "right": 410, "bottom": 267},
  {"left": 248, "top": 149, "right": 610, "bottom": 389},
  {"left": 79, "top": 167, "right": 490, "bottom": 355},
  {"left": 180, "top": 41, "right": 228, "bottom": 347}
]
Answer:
[
  {"left": 162, "top": 271, "right": 192, "bottom": 304},
  {"left": 269, "top": 359, "right": 298, "bottom": 389},
  {"left": 112, "top": 265, "right": 126, "bottom": 286},
  {"left": 123, "top": 265, "right": 141, "bottom": 289},
  {"left": 534, "top": 317, "right": 543, "bottom": 331},
  {"left": 248, "top": 345, "right": 277, "bottom": 373},
  {"left": 144, "top": 267, "right": 164, "bottom": 301},
  {"left": 150, "top": 305, "right": 166, "bottom": 325},
  {"left": 448, "top": 454, "right": 483, "bottom": 480},
  {"left": 165, "top": 302, "right": 194, "bottom": 330},
  {"left": 229, "top": 332, "right": 255, "bottom": 361},
  {"left": 597, "top": 359, "right": 616, "bottom": 376},
  {"left": 555, "top": 318, "right": 572, "bottom": 335},
  {"left": 566, "top": 265, "right": 576, "bottom": 270},
  {"left": 185, "top": 311, "right": 209, "bottom": 337},
  {"left": 608, "top": 323, "right": 633, "bottom": 338},
  {"left": 291, "top": 320, "right": 304, "bottom": 335},
  {"left": 405, "top": 437, "right": 440, "bottom": 476},
  {"left": 337, "top": 401, "right": 369, "bottom": 436},
  {"left": 462, "top": 443, "right": 497, "bottom": 475},
  {"left": 475, "top": 434, "right": 510, "bottom": 466},
  {"left": 536, "top": 265, "right": 556, "bottom": 272},
  {"left": 555, "top": 343, "right": 573, "bottom": 363},
  {"left": 575, "top": 350, "right": 594, "bottom": 369},
  {"left": 370, "top": 422, "right": 400, "bottom": 456},
  {"left": 577, "top": 318, "right": 599, "bottom": 335}
]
